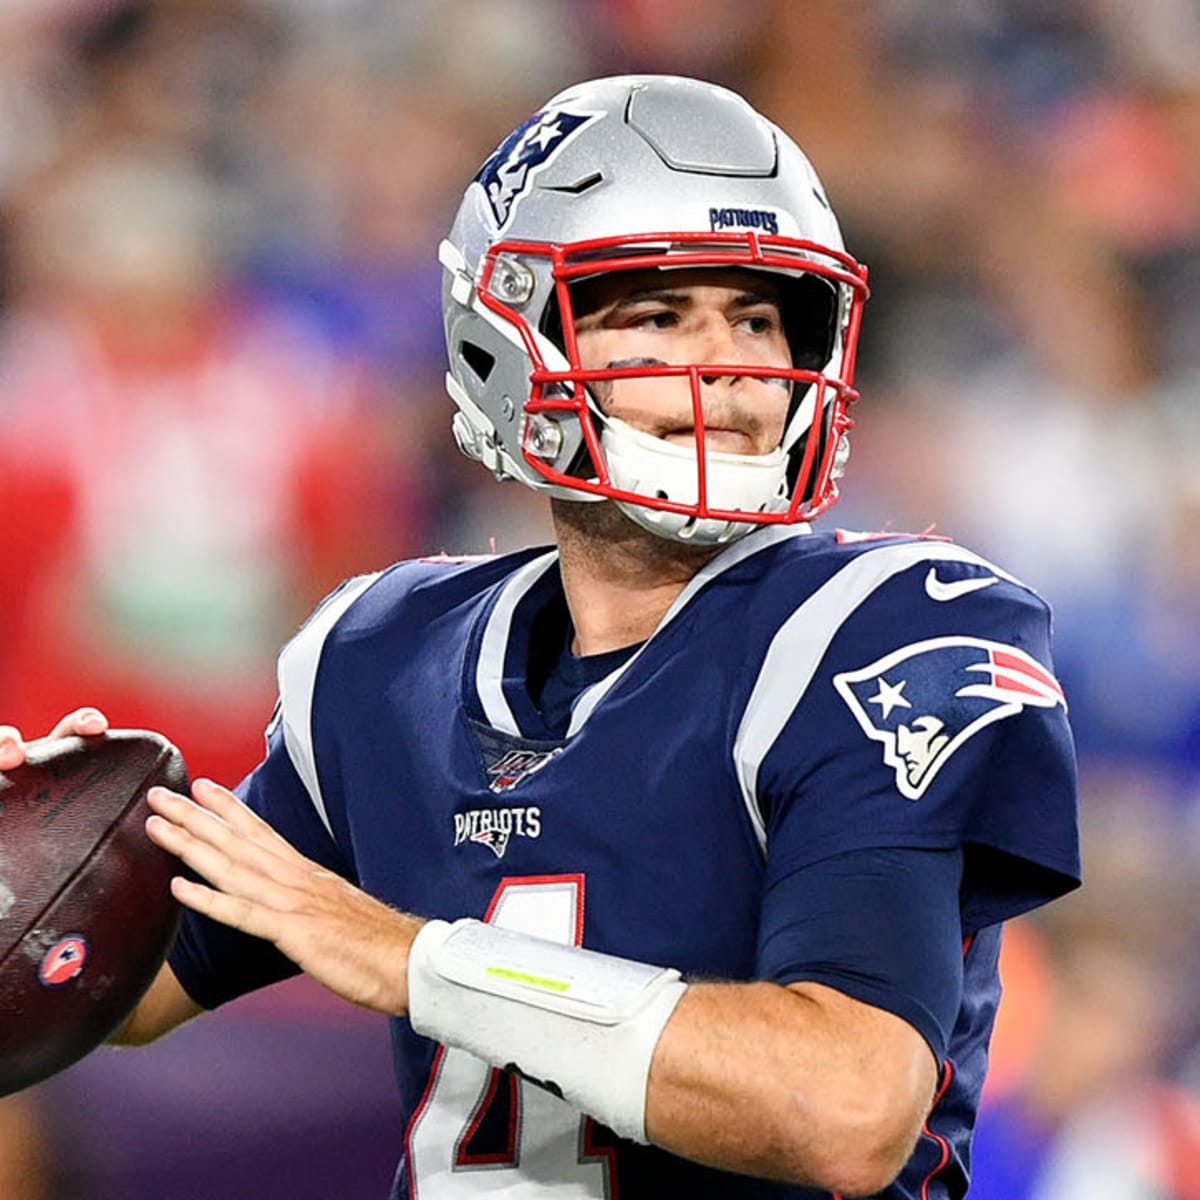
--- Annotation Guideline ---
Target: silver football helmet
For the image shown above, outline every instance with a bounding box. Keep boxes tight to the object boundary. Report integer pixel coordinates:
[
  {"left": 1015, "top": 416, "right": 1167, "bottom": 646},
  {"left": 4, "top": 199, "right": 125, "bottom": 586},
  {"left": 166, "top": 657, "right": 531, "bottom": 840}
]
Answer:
[{"left": 440, "top": 75, "right": 869, "bottom": 544}]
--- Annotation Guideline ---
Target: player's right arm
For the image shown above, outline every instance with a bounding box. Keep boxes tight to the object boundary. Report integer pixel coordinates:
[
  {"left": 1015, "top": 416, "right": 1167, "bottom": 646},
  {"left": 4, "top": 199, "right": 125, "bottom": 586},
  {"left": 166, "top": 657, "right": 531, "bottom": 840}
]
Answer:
[
  {"left": 107, "top": 962, "right": 202, "bottom": 1045},
  {"left": 0, "top": 709, "right": 205, "bottom": 1046}
]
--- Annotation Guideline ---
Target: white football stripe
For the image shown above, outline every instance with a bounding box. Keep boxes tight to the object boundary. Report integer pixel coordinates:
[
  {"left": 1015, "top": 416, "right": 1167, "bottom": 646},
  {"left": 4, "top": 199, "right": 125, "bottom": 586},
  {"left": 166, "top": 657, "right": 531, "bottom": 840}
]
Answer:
[
  {"left": 278, "top": 573, "right": 382, "bottom": 837},
  {"left": 476, "top": 551, "right": 559, "bottom": 735}
]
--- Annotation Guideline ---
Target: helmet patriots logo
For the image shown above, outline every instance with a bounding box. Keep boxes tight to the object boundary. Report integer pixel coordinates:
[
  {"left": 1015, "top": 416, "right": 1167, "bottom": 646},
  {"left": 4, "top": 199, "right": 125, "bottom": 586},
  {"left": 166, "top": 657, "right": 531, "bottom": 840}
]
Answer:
[
  {"left": 475, "top": 108, "right": 598, "bottom": 230},
  {"left": 833, "top": 637, "right": 1066, "bottom": 800}
]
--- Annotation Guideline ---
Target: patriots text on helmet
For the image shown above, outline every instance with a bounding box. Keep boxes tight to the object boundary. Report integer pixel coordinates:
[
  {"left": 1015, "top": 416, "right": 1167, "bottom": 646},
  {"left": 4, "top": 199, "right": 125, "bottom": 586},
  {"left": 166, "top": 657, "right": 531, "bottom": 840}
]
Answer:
[{"left": 708, "top": 207, "right": 780, "bottom": 235}]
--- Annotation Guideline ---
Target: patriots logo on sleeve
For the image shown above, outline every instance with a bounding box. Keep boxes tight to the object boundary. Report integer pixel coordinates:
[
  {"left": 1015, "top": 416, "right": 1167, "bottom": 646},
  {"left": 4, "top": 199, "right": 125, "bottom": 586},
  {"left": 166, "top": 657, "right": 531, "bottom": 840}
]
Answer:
[
  {"left": 474, "top": 108, "right": 598, "bottom": 230},
  {"left": 833, "top": 637, "right": 1067, "bottom": 800}
]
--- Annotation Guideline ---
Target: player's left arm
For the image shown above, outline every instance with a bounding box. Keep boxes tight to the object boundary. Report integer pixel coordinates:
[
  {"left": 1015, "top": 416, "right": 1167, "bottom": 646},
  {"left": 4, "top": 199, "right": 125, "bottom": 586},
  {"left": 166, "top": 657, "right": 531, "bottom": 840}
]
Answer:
[
  {"left": 646, "top": 977, "right": 936, "bottom": 1194},
  {"left": 145, "top": 780, "right": 935, "bottom": 1196}
]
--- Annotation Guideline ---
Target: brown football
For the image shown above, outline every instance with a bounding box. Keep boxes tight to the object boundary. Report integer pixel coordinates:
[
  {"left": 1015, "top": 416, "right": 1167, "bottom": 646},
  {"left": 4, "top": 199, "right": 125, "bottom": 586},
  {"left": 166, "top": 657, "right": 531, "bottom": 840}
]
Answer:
[{"left": 0, "top": 730, "right": 187, "bottom": 1096}]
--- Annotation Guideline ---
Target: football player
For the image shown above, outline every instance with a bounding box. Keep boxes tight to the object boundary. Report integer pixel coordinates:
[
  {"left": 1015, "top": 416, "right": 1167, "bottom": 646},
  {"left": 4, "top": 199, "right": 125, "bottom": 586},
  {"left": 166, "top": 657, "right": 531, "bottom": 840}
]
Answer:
[{"left": 0, "top": 76, "right": 1079, "bottom": 1198}]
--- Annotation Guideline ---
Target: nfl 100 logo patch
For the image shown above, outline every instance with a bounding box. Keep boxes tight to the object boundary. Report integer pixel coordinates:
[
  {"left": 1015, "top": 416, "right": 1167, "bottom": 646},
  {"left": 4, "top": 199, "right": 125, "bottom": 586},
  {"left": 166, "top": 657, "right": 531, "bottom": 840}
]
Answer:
[
  {"left": 485, "top": 747, "right": 560, "bottom": 792},
  {"left": 462, "top": 726, "right": 560, "bottom": 856},
  {"left": 469, "top": 723, "right": 563, "bottom": 795}
]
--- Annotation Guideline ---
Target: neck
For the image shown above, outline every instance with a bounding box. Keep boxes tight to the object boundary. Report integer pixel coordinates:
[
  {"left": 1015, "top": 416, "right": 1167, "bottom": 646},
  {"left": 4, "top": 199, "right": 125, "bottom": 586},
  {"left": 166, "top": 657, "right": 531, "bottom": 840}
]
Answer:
[{"left": 550, "top": 499, "right": 723, "bottom": 655}]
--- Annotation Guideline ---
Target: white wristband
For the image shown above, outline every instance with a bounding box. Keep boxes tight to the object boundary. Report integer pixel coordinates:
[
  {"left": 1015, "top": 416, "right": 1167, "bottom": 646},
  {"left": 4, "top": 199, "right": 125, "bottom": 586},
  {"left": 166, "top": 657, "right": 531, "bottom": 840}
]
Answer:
[{"left": 407, "top": 919, "right": 688, "bottom": 1143}]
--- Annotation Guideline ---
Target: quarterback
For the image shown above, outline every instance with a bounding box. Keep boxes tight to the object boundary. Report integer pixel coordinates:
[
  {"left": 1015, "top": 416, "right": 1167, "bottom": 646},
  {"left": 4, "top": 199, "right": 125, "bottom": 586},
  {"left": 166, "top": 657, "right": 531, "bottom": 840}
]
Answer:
[{"left": 1, "top": 76, "right": 1079, "bottom": 1198}]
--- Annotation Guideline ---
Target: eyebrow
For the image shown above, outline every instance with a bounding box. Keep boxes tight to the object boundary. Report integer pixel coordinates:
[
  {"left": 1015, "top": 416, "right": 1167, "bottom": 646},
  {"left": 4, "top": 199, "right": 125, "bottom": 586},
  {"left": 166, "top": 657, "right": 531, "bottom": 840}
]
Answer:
[{"left": 601, "top": 287, "right": 783, "bottom": 314}]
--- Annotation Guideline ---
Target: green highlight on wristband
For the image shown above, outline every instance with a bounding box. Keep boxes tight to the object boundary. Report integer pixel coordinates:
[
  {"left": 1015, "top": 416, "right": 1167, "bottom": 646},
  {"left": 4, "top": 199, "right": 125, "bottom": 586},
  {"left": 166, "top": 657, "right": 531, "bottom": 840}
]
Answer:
[{"left": 486, "top": 965, "right": 571, "bottom": 993}]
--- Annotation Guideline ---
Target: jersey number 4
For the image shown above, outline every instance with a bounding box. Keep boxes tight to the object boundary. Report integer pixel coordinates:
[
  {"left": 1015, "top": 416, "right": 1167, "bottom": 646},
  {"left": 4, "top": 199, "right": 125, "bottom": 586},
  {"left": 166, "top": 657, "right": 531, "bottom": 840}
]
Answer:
[{"left": 405, "top": 875, "right": 617, "bottom": 1197}]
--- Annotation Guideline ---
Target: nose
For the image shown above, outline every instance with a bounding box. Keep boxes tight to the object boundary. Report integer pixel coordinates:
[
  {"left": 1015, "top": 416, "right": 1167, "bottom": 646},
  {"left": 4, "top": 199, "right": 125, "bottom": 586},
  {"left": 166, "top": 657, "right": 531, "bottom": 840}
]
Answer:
[{"left": 695, "top": 314, "right": 743, "bottom": 385}]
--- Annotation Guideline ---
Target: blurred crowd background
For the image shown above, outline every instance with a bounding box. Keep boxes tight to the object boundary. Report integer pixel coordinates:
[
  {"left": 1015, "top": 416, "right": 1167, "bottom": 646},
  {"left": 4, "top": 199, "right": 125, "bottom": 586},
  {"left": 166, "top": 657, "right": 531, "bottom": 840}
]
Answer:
[{"left": 1, "top": 0, "right": 1198, "bottom": 1196}]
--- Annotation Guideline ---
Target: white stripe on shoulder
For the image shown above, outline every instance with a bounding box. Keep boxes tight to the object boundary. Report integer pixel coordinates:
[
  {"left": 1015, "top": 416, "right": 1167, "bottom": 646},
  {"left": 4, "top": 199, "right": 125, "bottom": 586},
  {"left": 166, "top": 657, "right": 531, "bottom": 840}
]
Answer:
[
  {"left": 732, "top": 540, "right": 1020, "bottom": 853},
  {"left": 476, "top": 551, "right": 559, "bottom": 735},
  {"left": 566, "top": 525, "right": 811, "bottom": 736},
  {"left": 278, "top": 572, "right": 382, "bottom": 837}
]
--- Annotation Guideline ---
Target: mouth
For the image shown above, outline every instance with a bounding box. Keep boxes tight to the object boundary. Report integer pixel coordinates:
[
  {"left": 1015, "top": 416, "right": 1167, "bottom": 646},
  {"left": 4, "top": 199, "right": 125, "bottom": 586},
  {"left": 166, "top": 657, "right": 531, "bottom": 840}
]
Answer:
[{"left": 662, "top": 427, "right": 760, "bottom": 454}]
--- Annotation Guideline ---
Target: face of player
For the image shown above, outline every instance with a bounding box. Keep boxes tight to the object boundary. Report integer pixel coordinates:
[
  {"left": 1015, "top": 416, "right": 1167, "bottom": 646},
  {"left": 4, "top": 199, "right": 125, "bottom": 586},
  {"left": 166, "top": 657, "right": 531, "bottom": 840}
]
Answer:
[{"left": 571, "top": 268, "right": 793, "bottom": 456}]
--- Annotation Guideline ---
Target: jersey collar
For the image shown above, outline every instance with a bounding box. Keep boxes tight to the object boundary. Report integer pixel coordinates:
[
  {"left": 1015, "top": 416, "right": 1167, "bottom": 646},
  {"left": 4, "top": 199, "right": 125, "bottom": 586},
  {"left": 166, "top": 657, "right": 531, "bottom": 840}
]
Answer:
[{"left": 468, "top": 524, "right": 811, "bottom": 739}]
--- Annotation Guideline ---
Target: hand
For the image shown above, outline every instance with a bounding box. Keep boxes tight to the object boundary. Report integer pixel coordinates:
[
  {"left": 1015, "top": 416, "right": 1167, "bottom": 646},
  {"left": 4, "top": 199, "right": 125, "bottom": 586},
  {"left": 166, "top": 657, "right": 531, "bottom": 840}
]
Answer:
[
  {"left": 145, "top": 779, "right": 422, "bottom": 1016},
  {"left": 0, "top": 708, "right": 109, "bottom": 771}
]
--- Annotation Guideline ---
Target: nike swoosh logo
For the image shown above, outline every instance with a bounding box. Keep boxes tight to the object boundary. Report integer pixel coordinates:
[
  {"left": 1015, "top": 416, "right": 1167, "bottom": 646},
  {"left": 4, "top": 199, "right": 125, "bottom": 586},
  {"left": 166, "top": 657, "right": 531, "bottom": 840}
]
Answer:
[{"left": 924, "top": 568, "right": 999, "bottom": 602}]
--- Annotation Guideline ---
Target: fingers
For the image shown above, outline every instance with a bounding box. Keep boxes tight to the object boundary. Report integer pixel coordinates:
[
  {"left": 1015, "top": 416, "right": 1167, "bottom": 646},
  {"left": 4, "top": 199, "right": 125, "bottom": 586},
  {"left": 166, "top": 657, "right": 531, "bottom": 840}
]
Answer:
[
  {"left": 0, "top": 708, "right": 108, "bottom": 771},
  {"left": 0, "top": 727, "right": 26, "bottom": 771},
  {"left": 145, "top": 784, "right": 326, "bottom": 946},
  {"left": 48, "top": 707, "right": 109, "bottom": 741},
  {"left": 182, "top": 779, "right": 300, "bottom": 861},
  {"left": 145, "top": 788, "right": 282, "bottom": 883},
  {"left": 145, "top": 784, "right": 313, "bottom": 914},
  {"left": 167, "top": 875, "right": 285, "bottom": 943}
]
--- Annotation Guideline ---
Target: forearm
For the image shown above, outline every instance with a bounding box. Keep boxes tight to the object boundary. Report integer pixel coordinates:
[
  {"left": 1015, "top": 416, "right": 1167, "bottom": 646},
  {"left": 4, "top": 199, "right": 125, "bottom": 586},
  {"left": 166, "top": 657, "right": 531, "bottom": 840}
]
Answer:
[
  {"left": 107, "top": 962, "right": 203, "bottom": 1047},
  {"left": 406, "top": 917, "right": 935, "bottom": 1193},
  {"left": 645, "top": 980, "right": 936, "bottom": 1196},
  {"left": 0, "top": 1096, "right": 50, "bottom": 1200}
]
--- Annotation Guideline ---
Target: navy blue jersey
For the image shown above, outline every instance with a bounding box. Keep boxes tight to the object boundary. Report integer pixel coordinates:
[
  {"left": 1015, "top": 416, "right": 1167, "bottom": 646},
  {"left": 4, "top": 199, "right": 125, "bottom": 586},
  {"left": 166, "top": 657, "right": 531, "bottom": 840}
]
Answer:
[{"left": 169, "top": 525, "right": 1079, "bottom": 1199}]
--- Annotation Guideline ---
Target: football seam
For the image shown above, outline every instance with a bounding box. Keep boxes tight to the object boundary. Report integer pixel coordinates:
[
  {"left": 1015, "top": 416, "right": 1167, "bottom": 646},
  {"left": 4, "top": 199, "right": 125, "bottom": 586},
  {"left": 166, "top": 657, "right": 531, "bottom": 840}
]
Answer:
[{"left": 0, "top": 742, "right": 177, "bottom": 979}]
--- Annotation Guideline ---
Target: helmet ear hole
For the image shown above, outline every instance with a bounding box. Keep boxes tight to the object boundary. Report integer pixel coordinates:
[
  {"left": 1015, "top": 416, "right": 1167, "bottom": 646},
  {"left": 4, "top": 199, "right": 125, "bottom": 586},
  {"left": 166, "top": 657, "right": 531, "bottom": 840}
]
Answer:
[
  {"left": 539, "top": 295, "right": 566, "bottom": 353},
  {"left": 460, "top": 340, "right": 496, "bottom": 384},
  {"left": 783, "top": 276, "right": 837, "bottom": 371}
]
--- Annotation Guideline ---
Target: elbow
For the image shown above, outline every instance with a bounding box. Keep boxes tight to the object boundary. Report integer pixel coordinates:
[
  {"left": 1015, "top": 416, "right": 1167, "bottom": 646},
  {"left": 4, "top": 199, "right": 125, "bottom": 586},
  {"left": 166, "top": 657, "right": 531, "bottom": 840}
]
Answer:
[
  {"left": 777, "top": 1080, "right": 925, "bottom": 1196},
  {"left": 814, "top": 1136, "right": 914, "bottom": 1199}
]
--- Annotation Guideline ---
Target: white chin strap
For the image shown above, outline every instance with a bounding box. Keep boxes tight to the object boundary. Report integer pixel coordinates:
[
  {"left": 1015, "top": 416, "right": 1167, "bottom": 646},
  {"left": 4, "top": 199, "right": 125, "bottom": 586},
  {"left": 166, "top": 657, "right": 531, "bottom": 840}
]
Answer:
[{"left": 599, "top": 415, "right": 790, "bottom": 545}]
